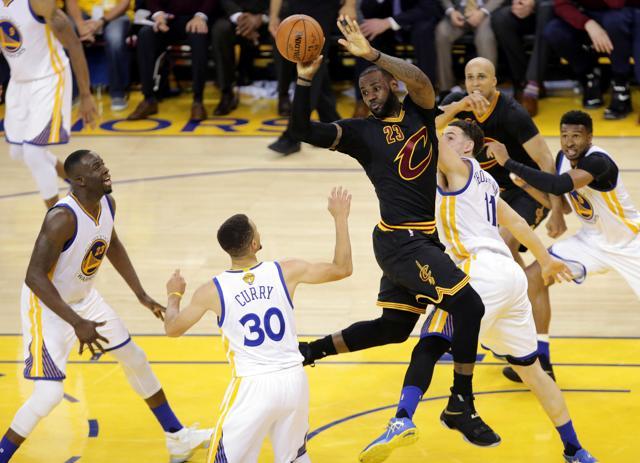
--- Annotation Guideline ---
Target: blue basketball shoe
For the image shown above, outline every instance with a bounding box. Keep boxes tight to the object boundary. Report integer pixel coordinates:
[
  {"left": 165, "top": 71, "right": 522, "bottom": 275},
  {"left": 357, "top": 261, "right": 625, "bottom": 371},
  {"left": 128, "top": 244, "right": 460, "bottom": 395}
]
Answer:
[
  {"left": 359, "top": 417, "right": 419, "bottom": 463},
  {"left": 564, "top": 448, "right": 598, "bottom": 463}
]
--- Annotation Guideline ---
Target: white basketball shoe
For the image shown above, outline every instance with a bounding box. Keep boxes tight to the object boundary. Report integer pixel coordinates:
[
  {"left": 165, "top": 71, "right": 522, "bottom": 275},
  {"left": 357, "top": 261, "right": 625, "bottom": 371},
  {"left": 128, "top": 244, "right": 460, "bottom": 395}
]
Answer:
[{"left": 166, "top": 425, "right": 213, "bottom": 463}]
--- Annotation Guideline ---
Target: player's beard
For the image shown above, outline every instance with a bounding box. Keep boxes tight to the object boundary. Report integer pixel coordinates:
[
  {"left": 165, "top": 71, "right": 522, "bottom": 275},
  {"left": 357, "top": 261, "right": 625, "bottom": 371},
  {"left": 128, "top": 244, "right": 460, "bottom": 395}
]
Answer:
[{"left": 376, "top": 92, "right": 401, "bottom": 118}]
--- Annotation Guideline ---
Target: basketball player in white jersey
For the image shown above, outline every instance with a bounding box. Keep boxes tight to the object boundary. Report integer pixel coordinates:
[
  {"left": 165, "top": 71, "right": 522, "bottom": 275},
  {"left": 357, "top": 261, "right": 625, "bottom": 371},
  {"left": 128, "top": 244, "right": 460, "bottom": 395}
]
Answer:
[
  {"left": 0, "top": 0, "right": 98, "bottom": 208},
  {"left": 164, "top": 187, "right": 354, "bottom": 463},
  {"left": 0, "top": 150, "right": 211, "bottom": 463},
  {"left": 489, "top": 110, "right": 640, "bottom": 384},
  {"left": 360, "top": 121, "right": 597, "bottom": 463}
]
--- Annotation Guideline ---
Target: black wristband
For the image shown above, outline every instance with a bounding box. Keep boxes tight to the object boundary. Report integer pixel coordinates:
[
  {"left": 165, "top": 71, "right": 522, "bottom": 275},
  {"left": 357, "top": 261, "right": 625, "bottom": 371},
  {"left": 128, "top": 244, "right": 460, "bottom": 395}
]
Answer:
[
  {"left": 371, "top": 50, "right": 382, "bottom": 62},
  {"left": 297, "top": 76, "right": 312, "bottom": 83}
]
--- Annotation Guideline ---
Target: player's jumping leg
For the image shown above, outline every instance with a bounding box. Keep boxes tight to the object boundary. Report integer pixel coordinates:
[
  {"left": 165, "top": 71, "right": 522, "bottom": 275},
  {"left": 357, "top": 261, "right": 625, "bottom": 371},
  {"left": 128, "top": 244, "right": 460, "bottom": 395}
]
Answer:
[
  {"left": 0, "top": 381, "right": 65, "bottom": 462},
  {"left": 21, "top": 144, "right": 60, "bottom": 208},
  {"left": 512, "top": 360, "right": 597, "bottom": 462},
  {"left": 504, "top": 261, "right": 556, "bottom": 383},
  {"left": 108, "top": 341, "right": 212, "bottom": 463}
]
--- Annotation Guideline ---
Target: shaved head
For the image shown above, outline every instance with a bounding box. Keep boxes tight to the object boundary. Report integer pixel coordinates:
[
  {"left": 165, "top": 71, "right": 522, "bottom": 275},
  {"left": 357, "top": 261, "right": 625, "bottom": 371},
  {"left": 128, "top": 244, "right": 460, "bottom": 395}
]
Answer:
[{"left": 464, "top": 57, "right": 497, "bottom": 101}]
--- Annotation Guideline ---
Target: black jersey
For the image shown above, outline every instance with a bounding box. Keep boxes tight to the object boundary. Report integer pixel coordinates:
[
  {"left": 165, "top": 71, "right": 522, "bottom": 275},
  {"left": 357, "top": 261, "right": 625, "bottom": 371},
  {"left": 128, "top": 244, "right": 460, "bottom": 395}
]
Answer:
[
  {"left": 334, "top": 96, "right": 439, "bottom": 231},
  {"left": 442, "top": 91, "right": 540, "bottom": 191}
]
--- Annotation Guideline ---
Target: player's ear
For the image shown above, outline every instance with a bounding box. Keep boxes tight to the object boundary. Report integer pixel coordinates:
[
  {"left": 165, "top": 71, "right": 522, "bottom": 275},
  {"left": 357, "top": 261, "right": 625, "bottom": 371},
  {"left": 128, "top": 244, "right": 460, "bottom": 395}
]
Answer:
[{"left": 389, "top": 78, "right": 399, "bottom": 93}]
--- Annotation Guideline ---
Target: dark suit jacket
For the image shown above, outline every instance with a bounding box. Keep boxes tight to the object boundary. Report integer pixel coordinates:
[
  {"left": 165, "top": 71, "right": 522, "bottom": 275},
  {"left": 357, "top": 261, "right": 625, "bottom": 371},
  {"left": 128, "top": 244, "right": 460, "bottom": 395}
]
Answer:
[
  {"left": 362, "top": 0, "right": 442, "bottom": 28},
  {"left": 220, "top": 0, "right": 269, "bottom": 15}
]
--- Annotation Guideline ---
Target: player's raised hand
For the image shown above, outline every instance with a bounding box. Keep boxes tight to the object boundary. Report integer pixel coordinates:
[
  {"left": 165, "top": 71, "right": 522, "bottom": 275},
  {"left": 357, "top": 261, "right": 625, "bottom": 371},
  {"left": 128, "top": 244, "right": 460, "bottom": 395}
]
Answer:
[
  {"left": 328, "top": 186, "right": 352, "bottom": 220},
  {"left": 139, "top": 292, "right": 166, "bottom": 321},
  {"left": 296, "top": 54, "right": 324, "bottom": 82},
  {"left": 546, "top": 211, "right": 567, "bottom": 239},
  {"left": 167, "top": 270, "right": 187, "bottom": 296},
  {"left": 486, "top": 141, "right": 510, "bottom": 166},
  {"left": 540, "top": 256, "right": 573, "bottom": 285},
  {"left": 465, "top": 91, "right": 491, "bottom": 115},
  {"left": 75, "top": 319, "right": 109, "bottom": 356},
  {"left": 79, "top": 94, "right": 99, "bottom": 129},
  {"left": 336, "top": 15, "right": 376, "bottom": 60}
]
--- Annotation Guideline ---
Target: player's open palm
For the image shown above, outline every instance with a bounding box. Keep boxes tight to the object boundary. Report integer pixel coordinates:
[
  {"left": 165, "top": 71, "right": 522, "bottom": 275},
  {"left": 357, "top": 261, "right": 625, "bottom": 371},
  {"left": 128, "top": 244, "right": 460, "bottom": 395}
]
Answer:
[
  {"left": 75, "top": 319, "right": 109, "bottom": 356},
  {"left": 541, "top": 257, "right": 573, "bottom": 285},
  {"left": 328, "top": 186, "right": 352, "bottom": 220},
  {"left": 336, "top": 15, "right": 373, "bottom": 59}
]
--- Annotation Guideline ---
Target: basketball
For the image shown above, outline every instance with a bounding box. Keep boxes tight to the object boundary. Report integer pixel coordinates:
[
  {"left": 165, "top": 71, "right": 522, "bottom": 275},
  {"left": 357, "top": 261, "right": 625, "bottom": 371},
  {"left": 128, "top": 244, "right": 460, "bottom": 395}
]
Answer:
[{"left": 275, "top": 14, "right": 324, "bottom": 64}]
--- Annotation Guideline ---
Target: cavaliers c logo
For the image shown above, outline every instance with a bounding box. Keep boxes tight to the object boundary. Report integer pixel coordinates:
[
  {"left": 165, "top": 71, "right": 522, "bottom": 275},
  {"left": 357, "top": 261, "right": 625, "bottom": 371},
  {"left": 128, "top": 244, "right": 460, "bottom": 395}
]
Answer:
[
  {"left": 0, "top": 20, "right": 22, "bottom": 53},
  {"left": 81, "top": 239, "right": 108, "bottom": 276},
  {"left": 569, "top": 191, "right": 594, "bottom": 221},
  {"left": 394, "top": 126, "right": 432, "bottom": 181}
]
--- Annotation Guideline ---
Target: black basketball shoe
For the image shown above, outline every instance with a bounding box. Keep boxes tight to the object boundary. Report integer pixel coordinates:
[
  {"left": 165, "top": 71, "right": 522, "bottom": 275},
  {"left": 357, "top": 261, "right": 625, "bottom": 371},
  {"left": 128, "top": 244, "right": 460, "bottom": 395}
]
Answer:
[{"left": 440, "top": 391, "right": 501, "bottom": 447}]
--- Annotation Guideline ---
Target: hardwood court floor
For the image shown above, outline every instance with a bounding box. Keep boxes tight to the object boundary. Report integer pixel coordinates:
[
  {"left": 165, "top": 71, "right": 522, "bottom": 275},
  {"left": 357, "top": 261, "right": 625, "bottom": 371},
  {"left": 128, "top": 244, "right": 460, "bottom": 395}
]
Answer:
[{"left": 1, "top": 132, "right": 639, "bottom": 462}]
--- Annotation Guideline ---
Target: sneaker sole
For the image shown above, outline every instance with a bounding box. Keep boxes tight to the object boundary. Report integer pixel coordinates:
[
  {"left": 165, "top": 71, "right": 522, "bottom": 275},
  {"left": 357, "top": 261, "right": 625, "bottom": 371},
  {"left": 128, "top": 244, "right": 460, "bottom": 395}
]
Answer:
[
  {"left": 440, "top": 419, "right": 501, "bottom": 448},
  {"left": 359, "top": 428, "right": 419, "bottom": 463}
]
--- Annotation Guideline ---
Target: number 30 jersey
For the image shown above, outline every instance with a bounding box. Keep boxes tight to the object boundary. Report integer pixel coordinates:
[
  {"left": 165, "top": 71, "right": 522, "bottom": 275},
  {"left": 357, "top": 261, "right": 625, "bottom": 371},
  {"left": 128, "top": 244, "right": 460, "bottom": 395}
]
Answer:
[
  {"left": 213, "top": 262, "right": 303, "bottom": 377},
  {"left": 436, "top": 157, "right": 511, "bottom": 265}
]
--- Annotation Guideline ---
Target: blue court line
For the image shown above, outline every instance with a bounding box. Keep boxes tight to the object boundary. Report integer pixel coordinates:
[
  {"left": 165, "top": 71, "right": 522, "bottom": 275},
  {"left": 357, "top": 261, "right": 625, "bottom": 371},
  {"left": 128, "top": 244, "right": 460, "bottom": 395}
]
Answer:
[
  {"left": 88, "top": 419, "right": 99, "bottom": 438},
  {"left": 1, "top": 166, "right": 640, "bottom": 201},
  {"left": 64, "top": 457, "right": 81, "bottom": 463},
  {"left": 306, "top": 387, "right": 631, "bottom": 441},
  {"left": 2, "top": 360, "right": 640, "bottom": 367},
  {"left": 2, "top": 333, "right": 640, "bottom": 340},
  {"left": 63, "top": 393, "right": 79, "bottom": 403}
]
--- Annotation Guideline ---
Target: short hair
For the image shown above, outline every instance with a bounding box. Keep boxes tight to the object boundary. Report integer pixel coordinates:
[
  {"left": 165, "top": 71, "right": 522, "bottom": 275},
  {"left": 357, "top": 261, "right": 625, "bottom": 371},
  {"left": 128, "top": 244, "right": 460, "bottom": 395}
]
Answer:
[
  {"left": 64, "top": 149, "right": 93, "bottom": 177},
  {"left": 448, "top": 120, "right": 485, "bottom": 156},
  {"left": 560, "top": 110, "right": 593, "bottom": 133},
  {"left": 217, "top": 214, "right": 254, "bottom": 257},
  {"left": 359, "top": 65, "right": 394, "bottom": 81}
]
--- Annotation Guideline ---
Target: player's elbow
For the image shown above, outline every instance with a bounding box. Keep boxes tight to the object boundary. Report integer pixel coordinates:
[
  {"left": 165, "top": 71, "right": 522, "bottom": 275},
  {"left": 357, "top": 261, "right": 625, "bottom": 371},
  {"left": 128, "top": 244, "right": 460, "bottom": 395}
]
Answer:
[
  {"left": 164, "top": 323, "right": 183, "bottom": 338},
  {"left": 334, "top": 263, "right": 353, "bottom": 280}
]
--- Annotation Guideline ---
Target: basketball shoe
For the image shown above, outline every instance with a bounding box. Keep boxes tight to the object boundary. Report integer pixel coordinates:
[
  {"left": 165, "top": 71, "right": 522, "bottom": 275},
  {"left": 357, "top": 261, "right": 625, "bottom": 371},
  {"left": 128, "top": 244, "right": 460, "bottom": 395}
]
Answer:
[
  {"left": 564, "top": 448, "right": 598, "bottom": 462},
  {"left": 359, "top": 417, "right": 418, "bottom": 463},
  {"left": 440, "top": 391, "right": 501, "bottom": 447},
  {"left": 166, "top": 425, "right": 213, "bottom": 463}
]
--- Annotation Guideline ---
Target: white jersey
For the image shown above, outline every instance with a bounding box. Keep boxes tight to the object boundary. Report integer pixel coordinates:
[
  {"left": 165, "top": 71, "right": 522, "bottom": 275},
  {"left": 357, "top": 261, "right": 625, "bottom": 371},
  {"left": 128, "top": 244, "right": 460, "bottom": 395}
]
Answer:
[
  {"left": 437, "top": 157, "right": 511, "bottom": 264},
  {"left": 214, "top": 262, "right": 303, "bottom": 377},
  {"left": 0, "top": 0, "right": 69, "bottom": 82},
  {"left": 558, "top": 146, "right": 640, "bottom": 247},
  {"left": 48, "top": 194, "right": 114, "bottom": 304}
]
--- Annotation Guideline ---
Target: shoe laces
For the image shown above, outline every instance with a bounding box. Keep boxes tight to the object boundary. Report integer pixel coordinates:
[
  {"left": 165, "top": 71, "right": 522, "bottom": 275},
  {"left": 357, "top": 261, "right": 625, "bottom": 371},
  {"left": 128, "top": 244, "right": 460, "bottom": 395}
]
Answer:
[{"left": 386, "top": 419, "right": 405, "bottom": 434}]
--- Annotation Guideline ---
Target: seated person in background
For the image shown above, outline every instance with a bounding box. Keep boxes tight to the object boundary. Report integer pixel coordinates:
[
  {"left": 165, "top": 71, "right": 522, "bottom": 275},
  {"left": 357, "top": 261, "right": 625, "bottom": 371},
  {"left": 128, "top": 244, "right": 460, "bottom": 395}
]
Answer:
[
  {"left": 127, "top": 0, "right": 214, "bottom": 122},
  {"left": 490, "top": 0, "right": 554, "bottom": 116},
  {"left": 352, "top": 0, "right": 442, "bottom": 117},
  {"left": 435, "top": 0, "right": 502, "bottom": 98},
  {"left": 544, "top": 0, "right": 634, "bottom": 119},
  {"left": 66, "top": 0, "right": 133, "bottom": 111},
  {"left": 211, "top": 0, "right": 270, "bottom": 116}
]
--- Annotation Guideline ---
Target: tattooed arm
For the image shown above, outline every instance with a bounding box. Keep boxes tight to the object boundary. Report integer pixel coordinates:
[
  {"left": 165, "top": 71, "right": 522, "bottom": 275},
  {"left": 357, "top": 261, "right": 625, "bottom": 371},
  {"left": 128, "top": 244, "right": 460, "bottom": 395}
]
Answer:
[{"left": 336, "top": 15, "right": 434, "bottom": 109}]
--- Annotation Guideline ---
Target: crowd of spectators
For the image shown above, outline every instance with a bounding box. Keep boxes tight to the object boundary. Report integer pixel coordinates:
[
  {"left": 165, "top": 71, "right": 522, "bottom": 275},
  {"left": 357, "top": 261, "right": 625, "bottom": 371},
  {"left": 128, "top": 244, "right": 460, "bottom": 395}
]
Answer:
[{"left": 2, "top": 0, "right": 640, "bottom": 130}]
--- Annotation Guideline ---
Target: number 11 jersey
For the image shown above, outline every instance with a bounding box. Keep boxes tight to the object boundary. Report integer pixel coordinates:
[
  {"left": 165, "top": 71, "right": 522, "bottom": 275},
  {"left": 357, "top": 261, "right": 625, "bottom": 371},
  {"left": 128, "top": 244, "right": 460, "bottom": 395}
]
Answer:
[
  {"left": 436, "top": 157, "right": 511, "bottom": 265},
  {"left": 213, "top": 262, "right": 303, "bottom": 377}
]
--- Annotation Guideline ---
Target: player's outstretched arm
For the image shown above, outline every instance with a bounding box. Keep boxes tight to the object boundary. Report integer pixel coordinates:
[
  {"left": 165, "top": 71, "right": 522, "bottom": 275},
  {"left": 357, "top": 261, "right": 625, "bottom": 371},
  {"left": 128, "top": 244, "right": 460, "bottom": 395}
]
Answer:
[
  {"left": 164, "top": 271, "right": 221, "bottom": 337},
  {"left": 497, "top": 200, "right": 573, "bottom": 285},
  {"left": 31, "top": 0, "right": 98, "bottom": 128},
  {"left": 509, "top": 173, "right": 552, "bottom": 209},
  {"left": 279, "top": 187, "right": 353, "bottom": 295},
  {"left": 336, "top": 15, "right": 434, "bottom": 109},
  {"left": 437, "top": 133, "right": 472, "bottom": 187},
  {"left": 25, "top": 208, "right": 109, "bottom": 354}
]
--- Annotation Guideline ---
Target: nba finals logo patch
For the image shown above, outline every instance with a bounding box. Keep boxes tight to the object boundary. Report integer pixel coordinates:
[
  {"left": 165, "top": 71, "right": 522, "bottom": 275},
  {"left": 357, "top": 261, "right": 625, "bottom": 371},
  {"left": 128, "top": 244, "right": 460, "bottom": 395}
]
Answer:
[
  {"left": 415, "top": 260, "right": 435, "bottom": 285},
  {"left": 569, "top": 191, "right": 595, "bottom": 221},
  {"left": 80, "top": 238, "right": 108, "bottom": 279},
  {"left": 243, "top": 272, "right": 255, "bottom": 285},
  {"left": 0, "top": 19, "right": 23, "bottom": 55}
]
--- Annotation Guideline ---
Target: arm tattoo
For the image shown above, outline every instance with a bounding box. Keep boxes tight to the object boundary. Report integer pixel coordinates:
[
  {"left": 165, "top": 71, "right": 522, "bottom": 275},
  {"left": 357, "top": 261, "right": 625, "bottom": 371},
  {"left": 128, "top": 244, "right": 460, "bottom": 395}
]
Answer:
[{"left": 375, "top": 52, "right": 430, "bottom": 89}]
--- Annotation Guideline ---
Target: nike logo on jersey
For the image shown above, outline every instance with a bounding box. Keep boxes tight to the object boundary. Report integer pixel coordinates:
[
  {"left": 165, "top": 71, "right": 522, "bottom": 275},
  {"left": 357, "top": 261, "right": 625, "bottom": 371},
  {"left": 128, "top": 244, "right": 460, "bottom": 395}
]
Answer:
[
  {"left": 394, "top": 126, "right": 432, "bottom": 181},
  {"left": 234, "top": 285, "right": 274, "bottom": 307}
]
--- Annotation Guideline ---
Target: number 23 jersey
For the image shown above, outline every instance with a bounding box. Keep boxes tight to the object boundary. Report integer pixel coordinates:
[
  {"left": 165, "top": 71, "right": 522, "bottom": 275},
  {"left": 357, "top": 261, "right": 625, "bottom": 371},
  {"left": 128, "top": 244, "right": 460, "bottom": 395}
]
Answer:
[{"left": 213, "top": 262, "right": 303, "bottom": 377}]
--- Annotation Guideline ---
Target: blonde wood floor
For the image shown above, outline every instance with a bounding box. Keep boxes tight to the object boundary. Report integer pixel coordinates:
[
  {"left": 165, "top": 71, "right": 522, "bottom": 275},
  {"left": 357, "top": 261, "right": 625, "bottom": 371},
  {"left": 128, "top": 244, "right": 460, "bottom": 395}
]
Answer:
[{"left": 1, "top": 135, "right": 639, "bottom": 463}]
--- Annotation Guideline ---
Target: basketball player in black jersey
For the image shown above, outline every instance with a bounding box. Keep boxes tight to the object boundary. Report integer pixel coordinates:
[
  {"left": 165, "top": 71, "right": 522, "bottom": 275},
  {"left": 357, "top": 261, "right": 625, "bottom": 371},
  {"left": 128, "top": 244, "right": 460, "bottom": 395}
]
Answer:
[
  {"left": 289, "top": 16, "right": 500, "bottom": 447},
  {"left": 437, "top": 58, "right": 567, "bottom": 266}
]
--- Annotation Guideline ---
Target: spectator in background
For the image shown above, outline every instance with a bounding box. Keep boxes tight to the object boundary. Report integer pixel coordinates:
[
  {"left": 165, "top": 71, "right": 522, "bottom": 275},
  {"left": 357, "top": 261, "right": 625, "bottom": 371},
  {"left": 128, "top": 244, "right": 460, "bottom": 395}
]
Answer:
[
  {"left": 66, "top": 0, "right": 133, "bottom": 111},
  {"left": 435, "top": 0, "right": 502, "bottom": 97},
  {"left": 352, "top": 0, "right": 442, "bottom": 117},
  {"left": 211, "top": 0, "right": 270, "bottom": 116},
  {"left": 629, "top": 1, "right": 640, "bottom": 123},
  {"left": 127, "top": 0, "right": 214, "bottom": 121},
  {"left": 544, "top": 0, "right": 633, "bottom": 119},
  {"left": 491, "top": 0, "right": 553, "bottom": 116},
  {"left": 267, "top": 0, "right": 353, "bottom": 155}
]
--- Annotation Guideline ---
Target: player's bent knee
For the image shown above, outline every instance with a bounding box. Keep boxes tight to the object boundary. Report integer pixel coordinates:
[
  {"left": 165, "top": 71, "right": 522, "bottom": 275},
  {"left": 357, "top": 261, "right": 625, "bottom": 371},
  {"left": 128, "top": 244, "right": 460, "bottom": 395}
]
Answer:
[
  {"left": 110, "top": 341, "right": 161, "bottom": 398},
  {"left": 449, "top": 284, "right": 485, "bottom": 320},
  {"left": 28, "top": 380, "right": 64, "bottom": 417},
  {"left": 22, "top": 144, "right": 59, "bottom": 199},
  {"left": 9, "top": 144, "right": 24, "bottom": 161}
]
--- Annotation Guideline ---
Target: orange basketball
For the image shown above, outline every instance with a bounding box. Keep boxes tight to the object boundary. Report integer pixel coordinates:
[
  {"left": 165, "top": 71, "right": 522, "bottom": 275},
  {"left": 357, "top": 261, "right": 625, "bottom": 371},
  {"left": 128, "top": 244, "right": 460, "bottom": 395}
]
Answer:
[{"left": 275, "top": 14, "right": 324, "bottom": 64}]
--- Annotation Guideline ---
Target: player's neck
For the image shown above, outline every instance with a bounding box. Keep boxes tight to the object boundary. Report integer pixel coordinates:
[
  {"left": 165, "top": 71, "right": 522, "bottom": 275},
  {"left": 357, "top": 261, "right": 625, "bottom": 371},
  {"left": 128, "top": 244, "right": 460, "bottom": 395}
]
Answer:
[
  {"left": 70, "top": 190, "right": 102, "bottom": 216},
  {"left": 229, "top": 255, "right": 259, "bottom": 271}
]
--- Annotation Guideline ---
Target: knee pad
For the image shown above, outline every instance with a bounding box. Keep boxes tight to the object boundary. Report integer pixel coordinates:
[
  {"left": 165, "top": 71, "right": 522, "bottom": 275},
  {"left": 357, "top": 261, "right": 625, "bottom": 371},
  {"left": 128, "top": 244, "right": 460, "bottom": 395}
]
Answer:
[
  {"left": 379, "top": 310, "right": 419, "bottom": 344},
  {"left": 22, "top": 144, "right": 59, "bottom": 200},
  {"left": 10, "top": 380, "right": 64, "bottom": 437},
  {"left": 9, "top": 144, "right": 23, "bottom": 161},
  {"left": 109, "top": 341, "right": 161, "bottom": 399},
  {"left": 447, "top": 285, "right": 485, "bottom": 320}
]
